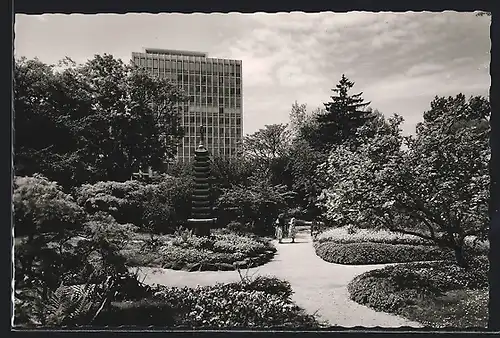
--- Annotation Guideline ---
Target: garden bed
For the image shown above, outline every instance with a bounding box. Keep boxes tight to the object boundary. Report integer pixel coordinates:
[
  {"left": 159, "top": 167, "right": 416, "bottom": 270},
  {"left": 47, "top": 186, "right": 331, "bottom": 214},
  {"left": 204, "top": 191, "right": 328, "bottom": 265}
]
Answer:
[
  {"left": 314, "top": 241, "right": 453, "bottom": 265},
  {"left": 315, "top": 227, "right": 435, "bottom": 245},
  {"left": 313, "top": 227, "right": 488, "bottom": 265},
  {"left": 93, "top": 276, "right": 321, "bottom": 329},
  {"left": 121, "top": 231, "right": 276, "bottom": 271},
  {"left": 347, "top": 257, "right": 489, "bottom": 328}
]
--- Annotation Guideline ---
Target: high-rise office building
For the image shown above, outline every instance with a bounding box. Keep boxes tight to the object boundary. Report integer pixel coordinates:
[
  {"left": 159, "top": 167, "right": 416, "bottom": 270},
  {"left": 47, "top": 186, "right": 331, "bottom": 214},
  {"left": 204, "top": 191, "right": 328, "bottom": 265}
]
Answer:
[{"left": 131, "top": 48, "right": 243, "bottom": 162}]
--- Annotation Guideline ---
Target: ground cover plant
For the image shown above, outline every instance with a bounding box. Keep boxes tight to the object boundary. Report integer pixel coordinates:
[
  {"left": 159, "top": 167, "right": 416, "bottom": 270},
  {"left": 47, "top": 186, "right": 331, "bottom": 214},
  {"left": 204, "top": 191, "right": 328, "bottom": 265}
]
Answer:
[
  {"left": 121, "top": 227, "right": 276, "bottom": 271},
  {"left": 347, "top": 257, "right": 489, "bottom": 328},
  {"left": 94, "top": 274, "right": 322, "bottom": 329}
]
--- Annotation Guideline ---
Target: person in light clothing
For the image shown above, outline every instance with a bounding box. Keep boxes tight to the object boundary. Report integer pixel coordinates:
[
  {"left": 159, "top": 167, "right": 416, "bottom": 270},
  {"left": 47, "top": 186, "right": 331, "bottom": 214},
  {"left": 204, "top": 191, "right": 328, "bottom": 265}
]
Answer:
[
  {"left": 289, "top": 217, "right": 297, "bottom": 243},
  {"left": 275, "top": 224, "right": 283, "bottom": 243}
]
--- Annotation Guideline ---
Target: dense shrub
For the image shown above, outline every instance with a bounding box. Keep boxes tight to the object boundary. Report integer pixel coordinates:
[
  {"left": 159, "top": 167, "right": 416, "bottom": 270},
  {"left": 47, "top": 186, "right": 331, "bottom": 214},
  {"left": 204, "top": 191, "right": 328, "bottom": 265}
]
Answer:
[
  {"left": 75, "top": 176, "right": 192, "bottom": 232},
  {"left": 160, "top": 245, "right": 246, "bottom": 265},
  {"left": 216, "top": 175, "right": 294, "bottom": 236},
  {"left": 212, "top": 234, "right": 269, "bottom": 256},
  {"left": 226, "top": 220, "right": 255, "bottom": 234},
  {"left": 14, "top": 174, "right": 85, "bottom": 237},
  {"left": 228, "top": 275, "right": 294, "bottom": 299},
  {"left": 94, "top": 298, "right": 176, "bottom": 327},
  {"left": 147, "top": 175, "right": 193, "bottom": 231},
  {"left": 316, "top": 227, "right": 434, "bottom": 245},
  {"left": 124, "top": 231, "right": 275, "bottom": 271},
  {"left": 152, "top": 279, "right": 319, "bottom": 329},
  {"left": 347, "top": 257, "right": 489, "bottom": 316},
  {"left": 93, "top": 276, "right": 316, "bottom": 329},
  {"left": 75, "top": 180, "right": 145, "bottom": 225},
  {"left": 314, "top": 242, "right": 453, "bottom": 265}
]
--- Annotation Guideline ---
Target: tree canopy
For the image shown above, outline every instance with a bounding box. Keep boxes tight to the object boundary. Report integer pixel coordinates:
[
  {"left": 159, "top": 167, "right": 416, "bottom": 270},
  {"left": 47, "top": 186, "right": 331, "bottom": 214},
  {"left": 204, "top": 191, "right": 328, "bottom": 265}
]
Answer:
[
  {"left": 14, "top": 55, "right": 187, "bottom": 189},
  {"left": 318, "top": 94, "right": 490, "bottom": 267},
  {"left": 308, "top": 74, "right": 373, "bottom": 152}
]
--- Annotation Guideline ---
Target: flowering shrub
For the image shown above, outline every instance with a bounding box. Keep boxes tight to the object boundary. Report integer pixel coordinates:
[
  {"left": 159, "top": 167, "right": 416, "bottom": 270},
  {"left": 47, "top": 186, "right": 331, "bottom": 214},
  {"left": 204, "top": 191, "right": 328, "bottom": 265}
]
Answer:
[
  {"left": 153, "top": 280, "right": 318, "bottom": 329},
  {"left": 159, "top": 245, "right": 247, "bottom": 265},
  {"left": 314, "top": 241, "right": 453, "bottom": 265},
  {"left": 229, "top": 275, "right": 294, "bottom": 299},
  {"left": 125, "top": 231, "right": 275, "bottom": 271},
  {"left": 212, "top": 234, "right": 269, "bottom": 255},
  {"left": 316, "top": 227, "right": 434, "bottom": 245},
  {"left": 348, "top": 257, "right": 489, "bottom": 316},
  {"left": 171, "top": 232, "right": 214, "bottom": 250}
]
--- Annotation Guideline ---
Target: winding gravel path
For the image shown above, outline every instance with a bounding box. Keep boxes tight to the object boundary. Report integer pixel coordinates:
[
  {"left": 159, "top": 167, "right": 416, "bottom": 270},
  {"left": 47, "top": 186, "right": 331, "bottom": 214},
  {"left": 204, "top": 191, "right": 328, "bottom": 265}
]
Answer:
[{"left": 132, "top": 229, "right": 422, "bottom": 328}]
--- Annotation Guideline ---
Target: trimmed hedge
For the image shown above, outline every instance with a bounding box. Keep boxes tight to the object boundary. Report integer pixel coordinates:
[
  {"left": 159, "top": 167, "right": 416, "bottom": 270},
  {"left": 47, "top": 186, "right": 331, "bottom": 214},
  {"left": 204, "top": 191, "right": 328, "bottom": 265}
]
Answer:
[
  {"left": 347, "top": 257, "right": 489, "bottom": 317},
  {"left": 315, "top": 227, "right": 434, "bottom": 245},
  {"left": 314, "top": 242, "right": 454, "bottom": 265}
]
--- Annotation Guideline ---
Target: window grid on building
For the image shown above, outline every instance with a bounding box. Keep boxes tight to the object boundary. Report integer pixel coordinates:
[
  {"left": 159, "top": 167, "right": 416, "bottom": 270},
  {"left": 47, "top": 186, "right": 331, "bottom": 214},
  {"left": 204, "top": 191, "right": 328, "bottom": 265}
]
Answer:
[{"left": 132, "top": 49, "right": 243, "bottom": 162}]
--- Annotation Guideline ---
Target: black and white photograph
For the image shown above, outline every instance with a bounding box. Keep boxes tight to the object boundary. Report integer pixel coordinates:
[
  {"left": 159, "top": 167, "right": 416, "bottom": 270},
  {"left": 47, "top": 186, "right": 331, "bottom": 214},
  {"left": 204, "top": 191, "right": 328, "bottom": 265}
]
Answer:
[{"left": 12, "top": 9, "right": 494, "bottom": 330}]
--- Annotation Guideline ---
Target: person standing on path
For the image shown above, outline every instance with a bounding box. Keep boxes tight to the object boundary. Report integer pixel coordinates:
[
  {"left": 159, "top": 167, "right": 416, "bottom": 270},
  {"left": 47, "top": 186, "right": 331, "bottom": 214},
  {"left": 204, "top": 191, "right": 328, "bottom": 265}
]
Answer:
[
  {"left": 289, "top": 217, "right": 297, "bottom": 243},
  {"left": 275, "top": 224, "right": 283, "bottom": 243}
]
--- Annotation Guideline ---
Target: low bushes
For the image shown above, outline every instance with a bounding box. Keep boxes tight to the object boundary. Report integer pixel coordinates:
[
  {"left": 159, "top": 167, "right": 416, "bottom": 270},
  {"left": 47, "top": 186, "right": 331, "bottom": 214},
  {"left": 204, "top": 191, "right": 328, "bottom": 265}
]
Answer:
[
  {"left": 315, "top": 227, "right": 434, "bottom": 245},
  {"left": 75, "top": 176, "right": 192, "bottom": 233},
  {"left": 123, "top": 230, "right": 276, "bottom": 271},
  {"left": 314, "top": 241, "right": 453, "bottom": 265},
  {"left": 347, "top": 257, "right": 489, "bottom": 327},
  {"left": 147, "top": 276, "right": 319, "bottom": 329},
  {"left": 94, "top": 276, "right": 319, "bottom": 329}
]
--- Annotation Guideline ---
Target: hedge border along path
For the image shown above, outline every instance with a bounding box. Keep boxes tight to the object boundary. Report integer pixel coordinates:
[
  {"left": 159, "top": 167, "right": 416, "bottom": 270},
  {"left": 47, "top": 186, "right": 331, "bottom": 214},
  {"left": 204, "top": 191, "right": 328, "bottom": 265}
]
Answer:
[
  {"left": 314, "top": 241, "right": 454, "bottom": 265},
  {"left": 131, "top": 229, "right": 423, "bottom": 328},
  {"left": 346, "top": 258, "right": 489, "bottom": 328}
]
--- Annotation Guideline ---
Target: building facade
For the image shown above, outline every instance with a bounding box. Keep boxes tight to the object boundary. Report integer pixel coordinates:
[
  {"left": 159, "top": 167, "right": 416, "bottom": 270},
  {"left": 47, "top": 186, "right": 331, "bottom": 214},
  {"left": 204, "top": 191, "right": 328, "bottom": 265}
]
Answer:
[{"left": 131, "top": 48, "right": 243, "bottom": 162}]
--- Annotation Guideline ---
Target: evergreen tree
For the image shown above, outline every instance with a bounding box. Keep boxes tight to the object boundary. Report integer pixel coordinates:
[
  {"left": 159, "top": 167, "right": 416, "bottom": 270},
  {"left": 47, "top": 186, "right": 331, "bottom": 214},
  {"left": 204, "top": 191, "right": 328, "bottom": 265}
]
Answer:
[{"left": 310, "top": 74, "right": 372, "bottom": 152}]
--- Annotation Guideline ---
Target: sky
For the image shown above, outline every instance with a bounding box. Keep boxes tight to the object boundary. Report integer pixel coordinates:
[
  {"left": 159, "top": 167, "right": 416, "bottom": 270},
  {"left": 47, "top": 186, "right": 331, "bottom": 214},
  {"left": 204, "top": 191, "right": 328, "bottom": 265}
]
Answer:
[{"left": 14, "top": 12, "right": 491, "bottom": 136}]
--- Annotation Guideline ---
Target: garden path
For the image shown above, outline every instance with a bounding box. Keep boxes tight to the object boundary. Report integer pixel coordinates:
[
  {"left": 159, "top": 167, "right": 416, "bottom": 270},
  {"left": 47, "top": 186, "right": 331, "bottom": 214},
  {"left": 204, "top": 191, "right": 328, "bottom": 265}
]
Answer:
[{"left": 132, "top": 229, "right": 423, "bottom": 328}]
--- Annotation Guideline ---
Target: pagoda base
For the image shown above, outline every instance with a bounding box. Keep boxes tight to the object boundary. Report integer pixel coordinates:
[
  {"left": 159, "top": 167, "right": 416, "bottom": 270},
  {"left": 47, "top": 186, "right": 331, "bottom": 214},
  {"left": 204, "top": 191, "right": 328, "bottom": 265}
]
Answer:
[{"left": 187, "top": 218, "right": 218, "bottom": 237}]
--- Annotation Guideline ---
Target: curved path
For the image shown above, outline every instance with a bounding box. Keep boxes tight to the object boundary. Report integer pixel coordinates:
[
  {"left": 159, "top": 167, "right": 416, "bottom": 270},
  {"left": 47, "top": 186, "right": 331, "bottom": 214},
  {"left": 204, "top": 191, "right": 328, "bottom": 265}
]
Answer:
[{"left": 132, "top": 229, "right": 422, "bottom": 328}]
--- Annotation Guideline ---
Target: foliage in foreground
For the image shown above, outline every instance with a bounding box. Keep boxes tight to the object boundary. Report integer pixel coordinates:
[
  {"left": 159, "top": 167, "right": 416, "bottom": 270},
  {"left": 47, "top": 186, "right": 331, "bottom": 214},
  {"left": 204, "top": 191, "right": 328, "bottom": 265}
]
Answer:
[
  {"left": 14, "top": 174, "right": 85, "bottom": 238},
  {"left": 92, "top": 275, "right": 319, "bottom": 329},
  {"left": 347, "top": 257, "right": 489, "bottom": 328},
  {"left": 14, "top": 174, "right": 146, "bottom": 327},
  {"left": 148, "top": 276, "right": 319, "bottom": 329}
]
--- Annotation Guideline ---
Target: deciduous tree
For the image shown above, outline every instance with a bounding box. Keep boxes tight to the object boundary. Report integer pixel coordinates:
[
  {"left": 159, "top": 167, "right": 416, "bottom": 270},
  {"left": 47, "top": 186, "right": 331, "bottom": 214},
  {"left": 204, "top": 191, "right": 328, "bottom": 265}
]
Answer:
[{"left": 319, "top": 94, "right": 490, "bottom": 267}]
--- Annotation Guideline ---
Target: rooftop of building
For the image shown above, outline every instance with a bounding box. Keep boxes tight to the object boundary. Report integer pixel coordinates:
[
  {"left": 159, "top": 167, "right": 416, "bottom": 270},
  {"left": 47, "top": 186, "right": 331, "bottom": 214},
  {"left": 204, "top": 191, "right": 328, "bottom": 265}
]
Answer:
[{"left": 143, "top": 48, "right": 208, "bottom": 57}]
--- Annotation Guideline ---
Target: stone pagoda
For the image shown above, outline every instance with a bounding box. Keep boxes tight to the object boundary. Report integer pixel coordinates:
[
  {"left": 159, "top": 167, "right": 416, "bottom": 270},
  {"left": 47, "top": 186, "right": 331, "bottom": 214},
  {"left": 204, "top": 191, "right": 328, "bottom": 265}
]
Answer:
[{"left": 187, "top": 125, "right": 217, "bottom": 237}]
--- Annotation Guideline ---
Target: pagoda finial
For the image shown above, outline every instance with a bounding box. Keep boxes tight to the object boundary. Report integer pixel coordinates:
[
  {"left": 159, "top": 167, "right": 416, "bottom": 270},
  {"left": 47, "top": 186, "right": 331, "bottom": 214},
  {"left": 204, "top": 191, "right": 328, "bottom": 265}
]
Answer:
[{"left": 199, "top": 124, "right": 205, "bottom": 145}]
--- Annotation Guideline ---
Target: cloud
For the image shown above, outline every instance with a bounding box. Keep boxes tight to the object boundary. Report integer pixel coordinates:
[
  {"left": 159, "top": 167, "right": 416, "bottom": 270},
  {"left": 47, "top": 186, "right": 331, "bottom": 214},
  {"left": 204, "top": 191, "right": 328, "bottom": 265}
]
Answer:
[{"left": 14, "top": 12, "right": 490, "bottom": 137}]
